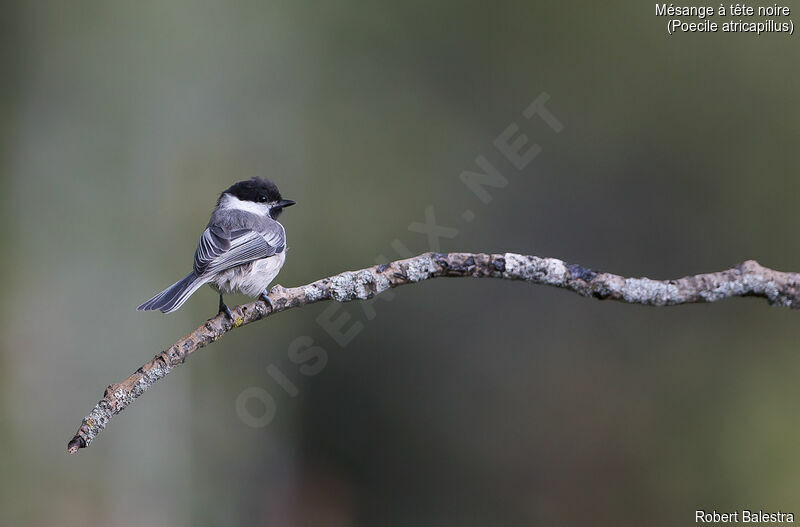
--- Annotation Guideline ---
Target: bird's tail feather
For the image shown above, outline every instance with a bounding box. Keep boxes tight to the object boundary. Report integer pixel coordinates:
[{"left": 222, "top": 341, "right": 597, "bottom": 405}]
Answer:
[{"left": 137, "top": 273, "right": 207, "bottom": 313}]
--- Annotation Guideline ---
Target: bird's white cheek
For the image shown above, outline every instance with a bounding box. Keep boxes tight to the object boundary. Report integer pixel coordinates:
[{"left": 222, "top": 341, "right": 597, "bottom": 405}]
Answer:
[{"left": 220, "top": 194, "right": 272, "bottom": 216}]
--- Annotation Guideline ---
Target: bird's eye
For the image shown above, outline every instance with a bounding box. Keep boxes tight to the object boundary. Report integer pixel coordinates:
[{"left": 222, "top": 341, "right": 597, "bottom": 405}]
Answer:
[{"left": 258, "top": 195, "right": 268, "bottom": 202}]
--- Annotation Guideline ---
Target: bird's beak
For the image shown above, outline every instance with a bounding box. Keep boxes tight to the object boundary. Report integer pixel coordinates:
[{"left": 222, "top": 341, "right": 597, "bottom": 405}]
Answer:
[{"left": 277, "top": 199, "right": 296, "bottom": 208}]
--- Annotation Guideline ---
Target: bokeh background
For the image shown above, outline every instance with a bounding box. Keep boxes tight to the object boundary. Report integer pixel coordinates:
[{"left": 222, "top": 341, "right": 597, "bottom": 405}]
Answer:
[{"left": 2, "top": 2, "right": 799, "bottom": 526}]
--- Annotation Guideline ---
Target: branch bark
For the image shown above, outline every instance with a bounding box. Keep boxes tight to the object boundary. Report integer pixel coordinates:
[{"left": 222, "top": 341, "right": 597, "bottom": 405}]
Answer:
[{"left": 67, "top": 252, "right": 800, "bottom": 453}]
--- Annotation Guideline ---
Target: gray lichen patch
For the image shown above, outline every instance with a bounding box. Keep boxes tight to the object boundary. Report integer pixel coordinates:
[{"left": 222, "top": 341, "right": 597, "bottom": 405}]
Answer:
[
  {"left": 534, "top": 257, "right": 569, "bottom": 286},
  {"left": 303, "top": 284, "right": 325, "bottom": 302},
  {"left": 330, "top": 272, "right": 360, "bottom": 302},
  {"left": 700, "top": 274, "right": 784, "bottom": 305},
  {"left": 81, "top": 403, "right": 114, "bottom": 444},
  {"left": 328, "top": 270, "right": 382, "bottom": 301},
  {"left": 623, "top": 278, "right": 680, "bottom": 306},
  {"left": 114, "top": 387, "right": 136, "bottom": 407},
  {"left": 503, "top": 253, "right": 534, "bottom": 280},
  {"left": 590, "top": 279, "right": 616, "bottom": 299},
  {"left": 141, "top": 359, "right": 172, "bottom": 384},
  {"left": 762, "top": 281, "right": 781, "bottom": 303},
  {"left": 503, "top": 253, "right": 568, "bottom": 285},
  {"left": 406, "top": 256, "right": 437, "bottom": 282},
  {"left": 374, "top": 273, "right": 391, "bottom": 294},
  {"left": 354, "top": 270, "right": 376, "bottom": 300},
  {"left": 699, "top": 279, "right": 747, "bottom": 303},
  {"left": 771, "top": 294, "right": 795, "bottom": 308},
  {"left": 130, "top": 376, "right": 151, "bottom": 399}
]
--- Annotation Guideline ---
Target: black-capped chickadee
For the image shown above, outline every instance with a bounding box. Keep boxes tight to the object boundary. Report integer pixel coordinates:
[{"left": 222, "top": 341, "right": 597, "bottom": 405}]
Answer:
[{"left": 137, "top": 177, "right": 295, "bottom": 318}]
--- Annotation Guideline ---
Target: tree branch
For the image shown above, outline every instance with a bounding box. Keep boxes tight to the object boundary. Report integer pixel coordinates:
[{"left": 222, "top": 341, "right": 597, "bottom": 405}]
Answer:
[{"left": 67, "top": 252, "right": 800, "bottom": 453}]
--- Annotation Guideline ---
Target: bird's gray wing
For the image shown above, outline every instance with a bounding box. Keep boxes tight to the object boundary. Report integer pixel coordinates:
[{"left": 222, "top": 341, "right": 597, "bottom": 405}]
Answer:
[{"left": 193, "top": 222, "right": 285, "bottom": 277}]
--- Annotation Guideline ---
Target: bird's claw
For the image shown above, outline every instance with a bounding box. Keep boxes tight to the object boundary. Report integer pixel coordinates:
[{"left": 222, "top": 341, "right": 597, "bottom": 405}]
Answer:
[{"left": 260, "top": 291, "right": 275, "bottom": 311}]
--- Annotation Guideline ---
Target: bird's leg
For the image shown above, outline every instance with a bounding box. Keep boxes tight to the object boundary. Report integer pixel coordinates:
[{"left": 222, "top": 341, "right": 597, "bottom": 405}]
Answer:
[{"left": 218, "top": 294, "right": 234, "bottom": 320}]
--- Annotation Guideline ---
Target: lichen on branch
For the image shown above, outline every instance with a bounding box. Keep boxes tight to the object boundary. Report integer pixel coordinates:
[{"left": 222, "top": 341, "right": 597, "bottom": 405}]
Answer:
[{"left": 67, "top": 252, "right": 800, "bottom": 453}]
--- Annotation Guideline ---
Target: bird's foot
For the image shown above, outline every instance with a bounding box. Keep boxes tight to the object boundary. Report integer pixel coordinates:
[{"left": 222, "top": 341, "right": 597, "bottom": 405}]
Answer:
[
  {"left": 260, "top": 290, "right": 275, "bottom": 311},
  {"left": 220, "top": 304, "right": 234, "bottom": 320}
]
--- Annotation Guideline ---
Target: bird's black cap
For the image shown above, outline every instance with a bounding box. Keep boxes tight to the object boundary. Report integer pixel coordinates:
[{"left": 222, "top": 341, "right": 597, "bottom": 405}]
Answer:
[{"left": 221, "top": 177, "right": 283, "bottom": 204}]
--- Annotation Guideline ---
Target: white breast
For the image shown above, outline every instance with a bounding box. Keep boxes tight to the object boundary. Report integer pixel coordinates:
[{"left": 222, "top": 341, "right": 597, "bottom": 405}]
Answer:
[{"left": 209, "top": 251, "right": 287, "bottom": 297}]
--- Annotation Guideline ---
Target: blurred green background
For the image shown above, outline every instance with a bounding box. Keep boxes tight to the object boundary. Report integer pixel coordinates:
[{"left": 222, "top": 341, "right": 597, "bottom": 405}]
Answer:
[{"left": 2, "top": 1, "right": 799, "bottom": 526}]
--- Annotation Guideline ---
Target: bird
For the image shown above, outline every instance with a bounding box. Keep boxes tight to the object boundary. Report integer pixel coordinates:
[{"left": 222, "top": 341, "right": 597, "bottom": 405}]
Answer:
[{"left": 137, "top": 177, "right": 296, "bottom": 318}]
